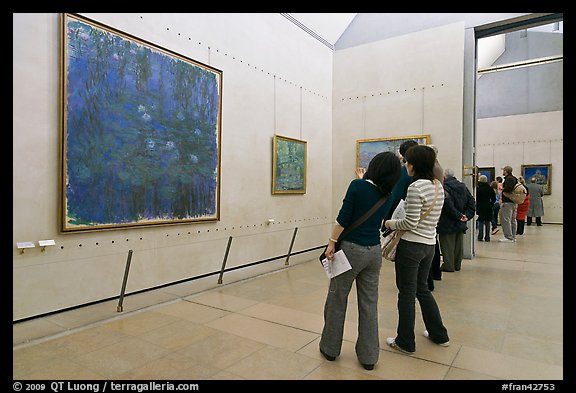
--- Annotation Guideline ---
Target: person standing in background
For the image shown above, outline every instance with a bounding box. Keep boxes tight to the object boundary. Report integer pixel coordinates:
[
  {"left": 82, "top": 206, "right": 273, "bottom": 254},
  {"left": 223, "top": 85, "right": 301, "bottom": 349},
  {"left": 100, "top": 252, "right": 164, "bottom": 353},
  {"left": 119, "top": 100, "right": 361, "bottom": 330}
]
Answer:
[
  {"left": 437, "top": 169, "right": 476, "bottom": 272},
  {"left": 476, "top": 175, "right": 496, "bottom": 241},
  {"left": 490, "top": 180, "right": 501, "bottom": 235},
  {"left": 525, "top": 177, "right": 544, "bottom": 226},
  {"left": 516, "top": 176, "right": 531, "bottom": 235},
  {"left": 499, "top": 166, "right": 518, "bottom": 243}
]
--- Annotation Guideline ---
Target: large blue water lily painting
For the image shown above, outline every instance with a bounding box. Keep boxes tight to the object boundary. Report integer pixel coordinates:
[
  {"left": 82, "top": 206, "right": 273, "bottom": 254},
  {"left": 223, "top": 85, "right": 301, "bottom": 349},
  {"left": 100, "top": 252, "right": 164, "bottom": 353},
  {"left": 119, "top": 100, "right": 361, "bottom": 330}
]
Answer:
[{"left": 61, "top": 14, "right": 222, "bottom": 231}]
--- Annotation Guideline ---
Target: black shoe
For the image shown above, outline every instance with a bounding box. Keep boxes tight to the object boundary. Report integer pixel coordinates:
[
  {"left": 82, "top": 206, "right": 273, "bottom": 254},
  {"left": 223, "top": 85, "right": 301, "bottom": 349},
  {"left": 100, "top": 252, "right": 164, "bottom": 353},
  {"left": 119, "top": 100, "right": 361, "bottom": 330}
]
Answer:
[
  {"left": 428, "top": 285, "right": 434, "bottom": 291},
  {"left": 362, "top": 363, "right": 374, "bottom": 370},
  {"left": 432, "top": 276, "right": 442, "bottom": 281},
  {"left": 320, "top": 348, "right": 336, "bottom": 361}
]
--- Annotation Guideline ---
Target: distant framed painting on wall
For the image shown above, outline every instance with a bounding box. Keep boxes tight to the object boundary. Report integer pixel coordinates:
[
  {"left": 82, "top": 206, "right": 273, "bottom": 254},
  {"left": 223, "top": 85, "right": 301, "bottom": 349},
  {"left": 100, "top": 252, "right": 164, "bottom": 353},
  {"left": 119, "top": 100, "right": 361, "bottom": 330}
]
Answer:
[
  {"left": 476, "top": 167, "right": 495, "bottom": 186},
  {"left": 522, "top": 164, "right": 552, "bottom": 195},
  {"left": 356, "top": 135, "right": 431, "bottom": 169},
  {"left": 272, "top": 135, "right": 307, "bottom": 194},
  {"left": 60, "top": 13, "right": 223, "bottom": 231}
]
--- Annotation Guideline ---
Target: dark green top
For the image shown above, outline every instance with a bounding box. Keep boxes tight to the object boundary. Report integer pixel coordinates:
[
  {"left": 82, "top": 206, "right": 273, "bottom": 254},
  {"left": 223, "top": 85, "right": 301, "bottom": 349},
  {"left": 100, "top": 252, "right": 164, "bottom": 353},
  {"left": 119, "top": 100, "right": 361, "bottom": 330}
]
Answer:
[
  {"left": 336, "top": 179, "right": 387, "bottom": 246},
  {"left": 380, "top": 165, "right": 413, "bottom": 221}
]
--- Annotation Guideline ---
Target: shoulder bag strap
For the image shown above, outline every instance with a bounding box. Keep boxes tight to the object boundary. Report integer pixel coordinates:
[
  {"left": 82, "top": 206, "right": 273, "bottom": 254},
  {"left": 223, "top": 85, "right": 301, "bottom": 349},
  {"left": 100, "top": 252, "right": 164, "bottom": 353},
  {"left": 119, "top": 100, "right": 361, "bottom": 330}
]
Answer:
[
  {"left": 383, "top": 180, "right": 439, "bottom": 247},
  {"left": 418, "top": 179, "right": 440, "bottom": 223},
  {"left": 338, "top": 195, "right": 388, "bottom": 241}
]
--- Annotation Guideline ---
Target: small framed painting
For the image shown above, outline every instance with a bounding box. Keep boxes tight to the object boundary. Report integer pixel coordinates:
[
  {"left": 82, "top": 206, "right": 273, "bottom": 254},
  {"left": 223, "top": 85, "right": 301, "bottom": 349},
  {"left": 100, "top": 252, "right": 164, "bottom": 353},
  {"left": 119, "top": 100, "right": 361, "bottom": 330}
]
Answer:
[
  {"left": 356, "top": 135, "right": 430, "bottom": 169},
  {"left": 272, "top": 135, "right": 307, "bottom": 194},
  {"left": 477, "top": 166, "right": 495, "bottom": 186},
  {"left": 522, "top": 164, "right": 552, "bottom": 195}
]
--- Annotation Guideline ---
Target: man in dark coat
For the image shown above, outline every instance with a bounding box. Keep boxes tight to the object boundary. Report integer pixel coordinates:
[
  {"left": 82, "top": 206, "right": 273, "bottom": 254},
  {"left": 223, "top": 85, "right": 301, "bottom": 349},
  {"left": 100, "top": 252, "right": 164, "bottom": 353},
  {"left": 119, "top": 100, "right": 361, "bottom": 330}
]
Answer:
[
  {"left": 437, "top": 169, "right": 476, "bottom": 272},
  {"left": 476, "top": 175, "right": 496, "bottom": 241}
]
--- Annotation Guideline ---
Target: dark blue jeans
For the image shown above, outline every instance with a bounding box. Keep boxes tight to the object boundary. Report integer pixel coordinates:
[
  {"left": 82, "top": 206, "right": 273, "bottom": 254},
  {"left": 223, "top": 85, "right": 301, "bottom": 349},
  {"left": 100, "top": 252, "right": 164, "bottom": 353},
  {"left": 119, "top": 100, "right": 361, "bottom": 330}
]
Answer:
[
  {"left": 492, "top": 203, "right": 500, "bottom": 229},
  {"left": 393, "top": 239, "right": 449, "bottom": 352},
  {"left": 477, "top": 219, "right": 491, "bottom": 241}
]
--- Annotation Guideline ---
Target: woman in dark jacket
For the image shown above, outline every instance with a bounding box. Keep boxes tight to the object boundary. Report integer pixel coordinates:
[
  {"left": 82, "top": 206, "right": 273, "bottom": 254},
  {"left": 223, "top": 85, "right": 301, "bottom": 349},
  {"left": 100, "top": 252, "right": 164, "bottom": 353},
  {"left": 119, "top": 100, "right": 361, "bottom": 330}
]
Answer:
[
  {"left": 476, "top": 175, "right": 496, "bottom": 241},
  {"left": 437, "top": 169, "right": 476, "bottom": 272}
]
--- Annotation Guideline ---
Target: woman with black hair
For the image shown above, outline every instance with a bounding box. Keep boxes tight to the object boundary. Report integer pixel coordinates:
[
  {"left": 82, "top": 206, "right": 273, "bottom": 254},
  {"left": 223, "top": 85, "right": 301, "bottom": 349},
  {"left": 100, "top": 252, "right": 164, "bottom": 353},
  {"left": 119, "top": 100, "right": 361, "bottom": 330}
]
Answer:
[
  {"left": 320, "top": 151, "right": 401, "bottom": 371},
  {"left": 383, "top": 144, "right": 450, "bottom": 354}
]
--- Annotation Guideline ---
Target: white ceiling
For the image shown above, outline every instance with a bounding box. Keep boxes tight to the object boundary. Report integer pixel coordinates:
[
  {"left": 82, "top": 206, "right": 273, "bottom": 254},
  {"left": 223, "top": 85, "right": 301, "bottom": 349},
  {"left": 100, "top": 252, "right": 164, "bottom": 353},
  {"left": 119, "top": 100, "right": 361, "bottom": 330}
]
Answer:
[
  {"left": 286, "top": 14, "right": 562, "bottom": 50},
  {"left": 288, "top": 13, "right": 357, "bottom": 47}
]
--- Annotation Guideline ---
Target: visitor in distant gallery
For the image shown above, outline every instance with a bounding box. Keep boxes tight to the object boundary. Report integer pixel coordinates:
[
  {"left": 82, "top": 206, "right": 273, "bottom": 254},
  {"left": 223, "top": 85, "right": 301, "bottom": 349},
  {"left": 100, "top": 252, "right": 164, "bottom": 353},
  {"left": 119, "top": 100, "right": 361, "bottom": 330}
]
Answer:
[
  {"left": 532, "top": 169, "right": 547, "bottom": 185},
  {"left": 436, "top": 169, "right": 476, "bottom": 272},
  {"left": 490, "top": 179, "right": 501, "bottom": 235},
  {"left": 320, "top": 151, "right": 401, "bottom": 371},
  {"left": 476, "top": 175, "right": 496, "bottom": 242},
  {"left": 515, "top": 176, "right": 531, "bottom": 235},
  {"left": 383, "top": 145, "right": 449, "bottom": 354},
  {"left": 525, "top": 177, "right": 544, "bottom": 226},
  {"left": 499, "top": 166, "right": 518, "bottom": 242}
]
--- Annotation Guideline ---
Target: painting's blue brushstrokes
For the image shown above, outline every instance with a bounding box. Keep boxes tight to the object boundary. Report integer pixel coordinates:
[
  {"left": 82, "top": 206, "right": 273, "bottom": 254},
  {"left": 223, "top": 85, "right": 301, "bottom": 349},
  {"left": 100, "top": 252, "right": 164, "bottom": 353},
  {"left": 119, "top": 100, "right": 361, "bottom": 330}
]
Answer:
[
  {"left": 65, "top": 17, "right": 221, "bottom": 227},
  {"left": 522, "top": 165, "right": 550, "bottom": 194}
]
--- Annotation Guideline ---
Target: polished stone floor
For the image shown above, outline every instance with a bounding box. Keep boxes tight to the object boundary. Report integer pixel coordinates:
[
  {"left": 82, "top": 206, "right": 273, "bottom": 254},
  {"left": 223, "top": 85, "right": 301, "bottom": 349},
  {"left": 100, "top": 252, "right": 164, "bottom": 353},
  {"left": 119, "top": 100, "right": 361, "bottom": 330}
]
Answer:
[{"left": 13, "top": 224, "right": 563, "bottom": 380}]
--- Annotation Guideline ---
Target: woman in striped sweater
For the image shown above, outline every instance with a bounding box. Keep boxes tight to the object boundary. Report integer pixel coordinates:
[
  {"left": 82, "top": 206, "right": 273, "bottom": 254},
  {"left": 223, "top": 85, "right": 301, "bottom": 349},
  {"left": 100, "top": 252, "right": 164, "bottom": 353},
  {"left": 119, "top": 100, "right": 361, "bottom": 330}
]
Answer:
[{"left": 383, "top": 144, "right": 450, "bottom": 354}]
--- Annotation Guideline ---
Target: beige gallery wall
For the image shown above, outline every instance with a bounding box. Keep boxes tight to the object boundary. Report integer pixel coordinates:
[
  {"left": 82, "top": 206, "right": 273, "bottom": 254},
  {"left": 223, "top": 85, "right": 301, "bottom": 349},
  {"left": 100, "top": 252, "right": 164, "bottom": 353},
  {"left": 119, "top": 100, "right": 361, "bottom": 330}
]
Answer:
[
  {"left": 13, "top": 13, "right": 333, "bottom": 320},
  {"left": 476, "top": 111, "right": 563, "bottom": 223},
  {"left": 332, "top": 22, "right": 466, "bottom": 218}
]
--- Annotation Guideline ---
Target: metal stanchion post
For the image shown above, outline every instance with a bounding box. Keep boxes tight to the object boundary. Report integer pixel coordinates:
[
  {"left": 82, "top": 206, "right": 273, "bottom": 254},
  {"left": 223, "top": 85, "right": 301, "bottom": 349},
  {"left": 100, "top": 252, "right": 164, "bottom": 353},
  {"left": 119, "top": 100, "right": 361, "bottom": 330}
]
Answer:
[
  {"left": 217, "top": 236, "right": 233, "bottom": 284},
  {"left": 285, "top": 227, "right": 298, "bottom": 265},
  {"left": 117, "top": 249, "right": 133, "bottom": 312}
]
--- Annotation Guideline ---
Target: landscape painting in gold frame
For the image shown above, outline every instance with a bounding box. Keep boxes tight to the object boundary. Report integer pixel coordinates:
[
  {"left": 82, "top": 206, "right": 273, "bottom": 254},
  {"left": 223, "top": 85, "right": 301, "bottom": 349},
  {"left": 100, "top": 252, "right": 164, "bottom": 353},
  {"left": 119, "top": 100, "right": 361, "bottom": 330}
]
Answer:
[
  {"left": 356, "top": 135, "right": 431, "bottom": 169},
  {"left": 522, "top": 164, "right": 552, "bottom": 195},
  {"left": 272, "top": 135, "right": 307, "bottom": 194}
]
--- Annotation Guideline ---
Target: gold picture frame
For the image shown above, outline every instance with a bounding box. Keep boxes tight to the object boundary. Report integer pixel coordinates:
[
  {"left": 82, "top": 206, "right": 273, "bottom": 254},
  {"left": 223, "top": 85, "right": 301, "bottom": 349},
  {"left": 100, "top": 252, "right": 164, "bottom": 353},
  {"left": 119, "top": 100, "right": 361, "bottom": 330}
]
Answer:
[
  {"left": 521, "top": 164, "right": 552, "bottom": 195},
  {"left": 476, "top": 166, "right": 496, "bottom": 187},
  {"left": 60, "top": 13, "right": 223, "bottom": 231},
  {"left": 356, "top": 135, "right": 431, "bottom": 169}
]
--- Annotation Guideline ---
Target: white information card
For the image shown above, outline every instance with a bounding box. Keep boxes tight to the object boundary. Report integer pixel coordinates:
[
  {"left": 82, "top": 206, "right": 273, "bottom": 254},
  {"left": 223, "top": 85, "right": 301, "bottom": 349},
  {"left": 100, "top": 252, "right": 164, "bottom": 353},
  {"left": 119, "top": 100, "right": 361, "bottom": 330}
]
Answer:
[{"left": 320, "top": 250, "right": 352, "bottom": 279}]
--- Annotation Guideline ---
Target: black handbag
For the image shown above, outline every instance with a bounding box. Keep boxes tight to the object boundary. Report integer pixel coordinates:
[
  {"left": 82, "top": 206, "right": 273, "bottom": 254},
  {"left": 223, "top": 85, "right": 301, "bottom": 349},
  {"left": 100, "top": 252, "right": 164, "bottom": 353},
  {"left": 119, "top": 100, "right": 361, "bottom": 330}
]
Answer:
[{"left": 319, "top": 195, "right": 388, "bottom": 263}]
